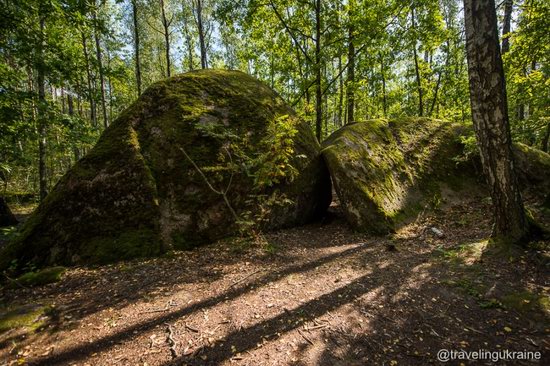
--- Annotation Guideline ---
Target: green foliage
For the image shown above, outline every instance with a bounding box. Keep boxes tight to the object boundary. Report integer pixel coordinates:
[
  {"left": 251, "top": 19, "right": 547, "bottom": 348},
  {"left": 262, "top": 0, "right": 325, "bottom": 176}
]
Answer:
[
  {"left": 504, "top": 0, "right": 550, "bottom": 149},
  {"left": 252, "top": 115, "right": 300, "bottom": 188},
  {"left": 453, "top": 130, "right": 478, "bottom": 163},
  {"left": 188, "top": 113, "right": 300, "bottom": 244}
]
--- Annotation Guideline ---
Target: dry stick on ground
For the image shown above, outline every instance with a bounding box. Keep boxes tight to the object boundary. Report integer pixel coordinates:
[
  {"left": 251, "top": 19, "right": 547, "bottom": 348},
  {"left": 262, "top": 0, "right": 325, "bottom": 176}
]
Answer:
[
  {"left": 2, "top": 273, "right": 28, "bottom": 290},
  {"left": 140, "top": 305, "right": 170, "bottom": 314},
  {"left": 139, "top": 300, "right": 177, "bottom": 314},
  {"left": 164, "top": 322, "right": 178, "bottom": 359},
  {"left": 297, "top": 329, "right": 314, "bottom": 345},
  {"left": 229, "top": 269, "right": 263, "bottom": 288},
  {"left": 185, "top": 323, "right": 199, "bottom": 333},
  {"left": 305, "top": 323, "right": 328, "bottom": 331}
]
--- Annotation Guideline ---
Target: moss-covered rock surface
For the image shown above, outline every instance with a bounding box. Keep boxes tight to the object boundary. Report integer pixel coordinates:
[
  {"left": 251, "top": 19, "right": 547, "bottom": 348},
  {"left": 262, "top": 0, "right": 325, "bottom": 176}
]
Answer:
[
  {"left": 0, "top": 70, "right": 330, "bottom": 271},
  {"left": 322, "top": 118, "right": 550, "bottom": 234},
  {"left": 322, "top": 118, "right": 473, "bottom": 234},
  {"left": 512, "top": 142, "right": 550, "bottom": 207},
  {"left": 11, "top": 267, "right": 66, "bottom": 288}
]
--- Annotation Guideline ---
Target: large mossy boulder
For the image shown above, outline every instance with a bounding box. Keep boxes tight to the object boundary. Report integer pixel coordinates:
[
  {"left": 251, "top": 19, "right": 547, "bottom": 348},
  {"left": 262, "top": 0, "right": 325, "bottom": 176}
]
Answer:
[
  {"left": 322, "top": 118, "right": 471, "bottom": 234},
  {"left": 1, "top": 70, "right": 331, "bottom": 271}
]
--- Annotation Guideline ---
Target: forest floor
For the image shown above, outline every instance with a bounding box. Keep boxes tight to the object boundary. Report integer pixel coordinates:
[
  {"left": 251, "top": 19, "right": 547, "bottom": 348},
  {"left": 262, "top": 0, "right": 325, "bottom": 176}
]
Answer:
[{"left": 0, "top": 190, "right": 548, "bottom": 366}]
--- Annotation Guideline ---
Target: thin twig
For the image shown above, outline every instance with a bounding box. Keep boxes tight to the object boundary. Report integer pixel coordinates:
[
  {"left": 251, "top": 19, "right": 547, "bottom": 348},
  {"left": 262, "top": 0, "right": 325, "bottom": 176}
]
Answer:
[
  {"left": 305, "top": 323, "right": 328, "bottom": 331},
  {"left": 229, "top": 269, "right": 262, "bottom": 288},
  {"left": 297, "top": 329, "right": 314, "bottom": 345},
  {"left": 179, "top": 146, "right": 240, "bottom": 222},
  {"left": 2, "top": 273, "right": 28, "bottom": 290},
  {"left": 185, "top": 323, "right": 199, "bottom": 333}
]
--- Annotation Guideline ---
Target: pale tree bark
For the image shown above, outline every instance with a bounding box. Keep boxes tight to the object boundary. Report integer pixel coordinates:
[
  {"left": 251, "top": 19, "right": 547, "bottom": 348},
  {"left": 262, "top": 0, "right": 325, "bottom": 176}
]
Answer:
[{"left": 463, "top": 0, "right": 531, "bottom": 244}]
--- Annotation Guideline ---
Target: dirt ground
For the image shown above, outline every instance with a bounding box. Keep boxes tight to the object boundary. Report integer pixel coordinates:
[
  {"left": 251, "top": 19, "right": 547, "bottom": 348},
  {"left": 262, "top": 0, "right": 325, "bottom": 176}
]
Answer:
[{"left": 0, "top": 190, "right": 548, "bottom": 366}]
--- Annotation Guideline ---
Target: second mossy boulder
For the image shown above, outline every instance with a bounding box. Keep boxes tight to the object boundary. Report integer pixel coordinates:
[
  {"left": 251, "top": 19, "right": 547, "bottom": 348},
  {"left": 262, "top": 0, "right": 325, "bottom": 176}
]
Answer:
[
  {"left": 322, "top": 118, "right": 471, "bottom": 234},
  {"left": 322, "top": 118, "right": 550, "bottom": 234},
  {"left": 1, "top": 70, "right": 331, "bottom": 270}
]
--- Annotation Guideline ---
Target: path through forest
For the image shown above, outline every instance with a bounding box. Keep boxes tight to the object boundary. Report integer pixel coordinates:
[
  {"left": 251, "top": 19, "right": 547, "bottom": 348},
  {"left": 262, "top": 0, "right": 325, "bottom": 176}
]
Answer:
[{"left": 0, "top": 191, "right": 548, "bottom": 365}]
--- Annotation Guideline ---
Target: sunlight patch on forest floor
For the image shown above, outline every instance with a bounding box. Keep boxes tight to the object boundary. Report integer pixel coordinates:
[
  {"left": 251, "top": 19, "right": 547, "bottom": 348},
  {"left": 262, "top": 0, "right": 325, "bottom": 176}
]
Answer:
[{"left": 0, "top": 195, "right": 548, "bottom": 366}]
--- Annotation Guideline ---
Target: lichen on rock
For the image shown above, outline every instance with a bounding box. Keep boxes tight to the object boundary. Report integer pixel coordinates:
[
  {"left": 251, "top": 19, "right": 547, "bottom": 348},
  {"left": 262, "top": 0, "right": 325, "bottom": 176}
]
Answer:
[{"left": 0, "top": 70, "right": 331, "bottom": 271}]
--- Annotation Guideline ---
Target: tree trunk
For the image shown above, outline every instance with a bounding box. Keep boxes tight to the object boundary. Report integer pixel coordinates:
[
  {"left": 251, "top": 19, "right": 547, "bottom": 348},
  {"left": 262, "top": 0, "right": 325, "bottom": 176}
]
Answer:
[
  {"left": 429, "top": 44, "right": 449, "bottom": 116},
  {"left": 185, "top": 33, "right": 194, "bottom": 70},
  {"left": 314, "top": 0, "right": 322, "bottom": 141},
  {"left": 37, "top": 14, "right": 47, "bottom": 202},
  {"left": 196, "top": 0, "right": 208, "bottom": 69},
  {"left": 132, "top": 0, "right": 142, "bottom": 96},
  {"left": 346, "top": 0, "right": 355, "bottom": 124},
  {"left": 160, "top": 0, "right": 171, "bottom": 77},
  {"left": 542, "top": 121, "right": 550, "bottom": 152},
  {"left": 411, "top": 6, "right": 423, "bottom": 117},
  {"left": 81, "top": 33, "right": 97, "bottom": 127},
  {"left": 106, "top": 50, "right": 114, "bottom": 122},
  {"left": 379, "top": 52, "right": 387, "bottom": 117},
  {"left": 67, "top": 88, "right": 80, "bottom": 162},
  {"left": 93, "top": 2, "right": 108, "bottom": 128},
  {"left": 463, "top": 0, "right": 530, "bottom": 244},
  {"left": 75, "top": 78, "right": 82, "bottom": 117},
  {"left": 60, "top": 86, "right": 65, "bottom": 113},
  {"left": 338, "top": 55, "right": 343, "bottom": 127},
  {"left": 501, "top": 0, "right": 513, "bottom": 54}
]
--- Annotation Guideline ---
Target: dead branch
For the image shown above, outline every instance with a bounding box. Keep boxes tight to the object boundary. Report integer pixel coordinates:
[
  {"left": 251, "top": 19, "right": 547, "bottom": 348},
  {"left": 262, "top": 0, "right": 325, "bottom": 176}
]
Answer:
[
  {"left": 185, "top": 323, "right": 199, "bottom": 333},
  {"left": 164, "top": 322, "right": 178, "bottom": 359},
  {"left": 297, "top": 329, "right": 314, "bottom": 345},
  {"left": 229, "top": 269, "right": 262, "bottom": 288},
  {"left": 2, "top": 273, "right": 28, "bottom": 290}
]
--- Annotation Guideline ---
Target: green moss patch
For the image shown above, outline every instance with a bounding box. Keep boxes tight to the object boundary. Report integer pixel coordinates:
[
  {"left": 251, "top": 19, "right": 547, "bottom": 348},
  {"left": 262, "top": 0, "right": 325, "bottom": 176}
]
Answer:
[
  {"left": 501, "top": 291, "right": 550, "bottom": 315},
  {"left": 12, "top": 267, "right": 66, "bottom": 288},
  {"left": 0, "top": 304, "right": 51, "bottom": 333}
]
